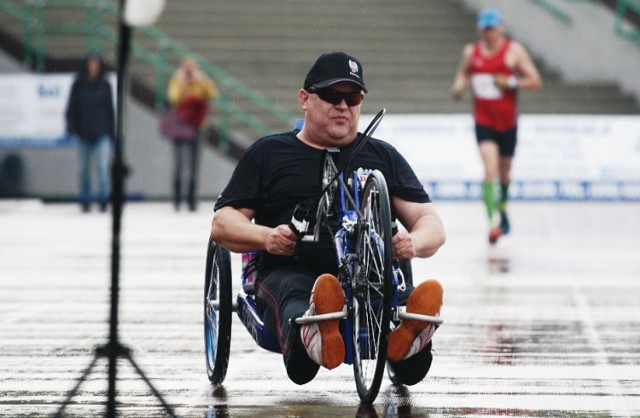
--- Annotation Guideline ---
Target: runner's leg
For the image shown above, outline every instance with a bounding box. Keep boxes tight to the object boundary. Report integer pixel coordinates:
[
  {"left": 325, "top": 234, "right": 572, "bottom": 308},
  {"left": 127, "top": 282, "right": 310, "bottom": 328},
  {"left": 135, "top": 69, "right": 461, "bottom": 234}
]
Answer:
[
  {"left": 498, "top": 127, "right": 517, "bottom": 234},
  {"left": 478, "top": 140, "right": 500, "bottom": 236}
]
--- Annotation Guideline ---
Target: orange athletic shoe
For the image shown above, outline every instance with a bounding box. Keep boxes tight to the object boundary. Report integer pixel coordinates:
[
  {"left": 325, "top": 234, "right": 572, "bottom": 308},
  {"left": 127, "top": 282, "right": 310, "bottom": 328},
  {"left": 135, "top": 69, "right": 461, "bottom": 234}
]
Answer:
[
  {"left": 489, "top": 226, "right": 501, "bottom": 245},
  {"left": 387, "top": 279, "right": 443, "bottom": 362},
  {"left": 300, "top": 274, "right": 346, "bottom": 369}
]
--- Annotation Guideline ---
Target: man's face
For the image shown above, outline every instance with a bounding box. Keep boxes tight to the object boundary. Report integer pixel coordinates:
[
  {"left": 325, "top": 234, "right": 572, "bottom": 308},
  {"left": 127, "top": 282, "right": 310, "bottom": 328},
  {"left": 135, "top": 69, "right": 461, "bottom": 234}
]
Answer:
[
  {"left": 183, "top": 59, "right": 197, "bottom": 79},
  {"left": 299, "top": 81, "right": 363, "bottom": 148},
  {"left": 478, "top": 25, "right": 504, "bottom": 43},
  {"left": 87, "top": 57, "right": 101, "bottom": 80}
]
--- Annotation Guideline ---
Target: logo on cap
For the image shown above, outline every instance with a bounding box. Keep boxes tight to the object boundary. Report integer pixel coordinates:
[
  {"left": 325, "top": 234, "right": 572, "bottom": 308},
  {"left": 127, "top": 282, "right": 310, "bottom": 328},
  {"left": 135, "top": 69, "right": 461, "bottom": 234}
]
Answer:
[{"left": 349, "top": 60, "right": 360, "bottom": 77}]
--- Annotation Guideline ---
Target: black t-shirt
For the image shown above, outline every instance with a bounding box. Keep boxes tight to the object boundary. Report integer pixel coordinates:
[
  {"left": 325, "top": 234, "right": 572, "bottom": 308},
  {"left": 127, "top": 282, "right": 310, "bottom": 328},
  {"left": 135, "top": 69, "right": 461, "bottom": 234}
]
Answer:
[{"left": 214, "top": 130, "right": 430, "bottom": 275}]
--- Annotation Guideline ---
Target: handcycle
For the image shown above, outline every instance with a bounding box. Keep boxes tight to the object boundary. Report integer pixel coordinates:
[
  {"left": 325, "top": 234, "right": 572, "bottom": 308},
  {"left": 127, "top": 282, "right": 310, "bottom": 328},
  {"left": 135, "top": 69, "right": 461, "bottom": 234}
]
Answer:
[{"left": 204, "top": 109, "right": 443, "bottom": 403}]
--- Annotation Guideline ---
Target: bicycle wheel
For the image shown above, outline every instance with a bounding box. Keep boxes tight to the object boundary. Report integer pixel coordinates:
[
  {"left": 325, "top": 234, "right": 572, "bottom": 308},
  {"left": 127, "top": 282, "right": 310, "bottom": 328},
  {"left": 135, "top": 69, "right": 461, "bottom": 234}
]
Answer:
[
  {"left": 204, "top": 238, "right": 233, "bottom": 384},
  {"left": 351, "top": 170, "right": 394, "bottom": 403}
]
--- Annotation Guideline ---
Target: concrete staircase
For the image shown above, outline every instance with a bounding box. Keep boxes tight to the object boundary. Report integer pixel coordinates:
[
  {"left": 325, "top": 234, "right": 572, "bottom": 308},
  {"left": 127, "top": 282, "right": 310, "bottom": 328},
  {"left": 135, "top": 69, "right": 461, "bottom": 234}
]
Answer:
[
  {"left": 1, "top": 0, "right": 638, "bottom": 141},
  {"left": 154, "top": 0, "right": 474, "bottom": 116},
  {"left": 0, "top": 2, "right": 117, "bottom": 63},
  {"left": 153, "top": 0, "right": 640, "bottom": 117}
]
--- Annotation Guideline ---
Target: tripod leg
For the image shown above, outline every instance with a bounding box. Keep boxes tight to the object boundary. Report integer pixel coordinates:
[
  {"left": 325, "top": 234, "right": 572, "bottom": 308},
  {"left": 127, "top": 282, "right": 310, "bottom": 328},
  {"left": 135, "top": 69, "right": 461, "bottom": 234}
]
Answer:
[
  {"left": 53, "top": 353, "right": 100, "bottom": 418},
  {"left": 123, "top": 351, "right": 177, "bottom": 417}
]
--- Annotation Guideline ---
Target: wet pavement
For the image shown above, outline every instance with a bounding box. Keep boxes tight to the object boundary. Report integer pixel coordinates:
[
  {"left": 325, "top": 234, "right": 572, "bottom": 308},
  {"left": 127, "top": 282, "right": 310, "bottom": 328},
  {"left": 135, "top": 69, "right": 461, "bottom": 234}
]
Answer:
[{"left": 1, "top": 200, "right": 639, "bottom": 417}]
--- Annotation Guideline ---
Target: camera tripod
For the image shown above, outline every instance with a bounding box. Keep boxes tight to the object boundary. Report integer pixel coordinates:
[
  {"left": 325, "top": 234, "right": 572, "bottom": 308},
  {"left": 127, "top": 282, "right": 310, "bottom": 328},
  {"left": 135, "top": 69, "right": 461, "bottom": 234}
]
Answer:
[{"left": 55, "top": 7, "right": 176, "bottom": 418}]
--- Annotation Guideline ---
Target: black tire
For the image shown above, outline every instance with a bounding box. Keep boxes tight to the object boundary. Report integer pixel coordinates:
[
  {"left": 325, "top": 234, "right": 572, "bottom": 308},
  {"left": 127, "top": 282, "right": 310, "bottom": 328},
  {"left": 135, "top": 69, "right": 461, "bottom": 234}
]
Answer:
[
  {"left": 386, "top": 361, "right": 401, "bottom": 386},
  {"left": 351, "top": 170, "right": 394, "bottom": 403},
  {"left": 204, "top": 238, "right": 232, "bottom": 384}
]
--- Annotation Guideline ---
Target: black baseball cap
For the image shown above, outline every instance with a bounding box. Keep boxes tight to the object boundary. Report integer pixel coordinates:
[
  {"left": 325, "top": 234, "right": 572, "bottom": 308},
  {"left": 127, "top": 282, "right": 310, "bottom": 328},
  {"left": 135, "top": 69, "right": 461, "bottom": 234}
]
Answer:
[{"left": 303, "top": 51, "right": 367, "bottom": 93}]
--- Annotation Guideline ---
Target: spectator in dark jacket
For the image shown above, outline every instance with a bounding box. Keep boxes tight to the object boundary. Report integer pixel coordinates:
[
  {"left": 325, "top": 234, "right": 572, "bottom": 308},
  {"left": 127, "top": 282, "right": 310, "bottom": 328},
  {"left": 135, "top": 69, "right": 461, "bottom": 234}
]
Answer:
[{"left": 65, "top": 53, "right": 115, "bottom": 213}]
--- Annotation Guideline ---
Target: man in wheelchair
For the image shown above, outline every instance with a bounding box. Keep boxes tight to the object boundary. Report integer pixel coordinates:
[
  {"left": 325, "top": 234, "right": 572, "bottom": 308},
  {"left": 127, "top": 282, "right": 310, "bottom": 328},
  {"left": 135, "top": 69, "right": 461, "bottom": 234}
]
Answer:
[{"left": 211, "top": 51, "right": 445, "bottom": 386}]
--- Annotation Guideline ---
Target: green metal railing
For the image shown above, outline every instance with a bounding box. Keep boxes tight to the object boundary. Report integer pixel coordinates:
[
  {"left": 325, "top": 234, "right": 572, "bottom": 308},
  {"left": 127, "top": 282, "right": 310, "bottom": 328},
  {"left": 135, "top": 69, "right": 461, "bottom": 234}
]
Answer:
[
  {"left": 530, "top": 0, "right": 640, "bottom": 44},
  {"left": 19, "top": 0, "right": 109, "bottom": 70},
  {"left": 614, "top": 0, "right": 640, "bottom": 41},
  {"left": 531, "top": 0, "right": 573, "bottom": 24},
  {"left": 0, "top": 0, "right": 298, "bottom": 147}
]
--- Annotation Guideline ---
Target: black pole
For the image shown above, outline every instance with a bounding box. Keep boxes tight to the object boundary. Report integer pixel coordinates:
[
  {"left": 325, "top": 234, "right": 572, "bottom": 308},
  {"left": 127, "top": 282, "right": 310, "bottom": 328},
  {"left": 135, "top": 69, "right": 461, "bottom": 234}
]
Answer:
[
  {"left": 106, "top": 2, "right": 131, "bottom": 416},
  {"left": 56, "top": 3, "right": 176, "bottom": 416}
]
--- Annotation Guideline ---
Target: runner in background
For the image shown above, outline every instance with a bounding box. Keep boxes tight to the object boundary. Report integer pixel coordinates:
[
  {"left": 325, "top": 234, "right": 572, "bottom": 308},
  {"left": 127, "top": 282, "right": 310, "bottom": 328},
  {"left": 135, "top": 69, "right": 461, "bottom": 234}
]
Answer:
[{"left": 450, "top": 9, "right": 542, "bottom": 244}]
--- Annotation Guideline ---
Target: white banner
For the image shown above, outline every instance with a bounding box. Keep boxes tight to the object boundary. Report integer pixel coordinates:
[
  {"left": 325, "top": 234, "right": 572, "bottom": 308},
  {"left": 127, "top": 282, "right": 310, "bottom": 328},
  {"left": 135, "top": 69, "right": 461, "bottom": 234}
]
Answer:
[
  {"left": 361, "top": 114, "right": 640, "bottom": 201},
  {"left": 0, "top": 73, "right": 115, "bottom": 148}
]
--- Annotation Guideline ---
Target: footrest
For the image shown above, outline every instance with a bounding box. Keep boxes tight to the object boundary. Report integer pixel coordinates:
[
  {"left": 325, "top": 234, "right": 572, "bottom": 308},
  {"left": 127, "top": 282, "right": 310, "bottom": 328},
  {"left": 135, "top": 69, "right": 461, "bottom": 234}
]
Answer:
[
  {"left": 294, "top": 306, "right": 347, "bottom": 325},
  {"left": 397, "top": 308, "right": 443, "bottom": 325}
]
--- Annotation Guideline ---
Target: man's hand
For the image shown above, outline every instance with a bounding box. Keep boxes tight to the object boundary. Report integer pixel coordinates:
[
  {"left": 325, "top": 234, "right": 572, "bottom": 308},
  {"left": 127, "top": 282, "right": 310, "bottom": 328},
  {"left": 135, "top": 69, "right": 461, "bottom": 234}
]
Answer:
[
  {"left": 265, "top": 224, "right": 299, "bottom": 256},
  {"left": 392, "top": 229, "right": 417, "bottom": 260},
  {"left": 450, "top": 81, "right": 465, "bottom": 101},
  {"left": 494, "top": 74, "right": 518, "bottom": 90}
]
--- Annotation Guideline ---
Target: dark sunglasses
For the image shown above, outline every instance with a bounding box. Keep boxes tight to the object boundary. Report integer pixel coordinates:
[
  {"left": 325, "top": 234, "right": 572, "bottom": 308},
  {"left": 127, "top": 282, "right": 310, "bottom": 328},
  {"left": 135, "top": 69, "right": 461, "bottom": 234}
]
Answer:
[{"left": 306, "top": 88, "right": 364, "bottom": 107}]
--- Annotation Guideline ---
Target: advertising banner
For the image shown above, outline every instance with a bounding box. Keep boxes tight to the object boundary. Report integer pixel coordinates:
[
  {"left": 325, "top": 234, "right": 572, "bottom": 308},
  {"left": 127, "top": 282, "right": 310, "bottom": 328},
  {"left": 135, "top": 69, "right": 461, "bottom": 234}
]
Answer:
[
  {"left": 361, "top": 114, "right": 640, "bottom": 201},
  {"left": 0, "top": 73, "right": 115, "bottom": 148}
]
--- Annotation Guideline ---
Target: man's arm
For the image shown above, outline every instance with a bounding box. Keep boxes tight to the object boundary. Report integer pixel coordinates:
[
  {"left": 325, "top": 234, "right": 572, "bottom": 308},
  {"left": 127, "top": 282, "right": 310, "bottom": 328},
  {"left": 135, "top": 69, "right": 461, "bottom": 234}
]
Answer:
[
  {"left": 211, "top": 206, "right": 298, "bottom": 256},
  {"left": 199, "top": 73, "right": 219, "bottom": 100},
  {"left": 450, "top": 44, "right": 473, "bottom": 100},
  {"left": 391, "top": 198, "right": 446, "bottom": 259},
  {"left": 507, "top": 42, "right": 543, "bottom": 91}
]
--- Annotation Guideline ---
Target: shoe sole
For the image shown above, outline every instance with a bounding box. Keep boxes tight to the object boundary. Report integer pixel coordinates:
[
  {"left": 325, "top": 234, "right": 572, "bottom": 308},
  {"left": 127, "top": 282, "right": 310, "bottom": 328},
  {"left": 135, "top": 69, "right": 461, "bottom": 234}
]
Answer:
[
  {"left": 313, "top": 274, "right": 346, "bottom": 369},
  {"left": 387, "top": 279, "right": 443, "bottom": 362}
]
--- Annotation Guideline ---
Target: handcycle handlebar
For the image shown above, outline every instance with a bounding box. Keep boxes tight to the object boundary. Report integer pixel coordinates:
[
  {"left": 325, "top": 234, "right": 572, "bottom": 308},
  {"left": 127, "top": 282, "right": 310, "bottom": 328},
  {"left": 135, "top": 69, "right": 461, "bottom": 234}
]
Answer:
[{"left": 288, "top": 202, "right": 315, "bottom": 237}]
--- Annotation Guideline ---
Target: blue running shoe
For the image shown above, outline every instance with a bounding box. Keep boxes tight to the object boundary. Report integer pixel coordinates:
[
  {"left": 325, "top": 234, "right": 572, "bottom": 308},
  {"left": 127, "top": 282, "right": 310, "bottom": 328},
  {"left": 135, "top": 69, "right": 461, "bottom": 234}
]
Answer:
[{"left": 500, "top": 210, "right": 510, "bottom": 235}]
